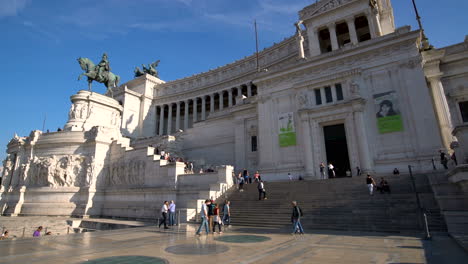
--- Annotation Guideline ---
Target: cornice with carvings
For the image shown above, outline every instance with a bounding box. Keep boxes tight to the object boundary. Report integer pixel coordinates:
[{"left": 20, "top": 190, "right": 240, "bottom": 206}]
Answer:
[
  {"left": 299, "top": 0, "right": 356, "bottom": 21},
  {"left": 254, "top": 31, "right": 419, "bottom": 88}
]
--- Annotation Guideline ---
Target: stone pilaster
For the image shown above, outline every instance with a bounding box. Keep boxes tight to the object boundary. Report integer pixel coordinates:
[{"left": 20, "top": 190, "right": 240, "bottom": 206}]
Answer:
[{"left": 210, "top": 94, "right": 215, "bottom": 112}]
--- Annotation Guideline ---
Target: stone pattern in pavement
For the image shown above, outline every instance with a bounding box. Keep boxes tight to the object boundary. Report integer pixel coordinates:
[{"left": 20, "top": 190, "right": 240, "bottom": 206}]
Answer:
[{"left": 0, "top": 224, "right": 467, "bottom": 264}]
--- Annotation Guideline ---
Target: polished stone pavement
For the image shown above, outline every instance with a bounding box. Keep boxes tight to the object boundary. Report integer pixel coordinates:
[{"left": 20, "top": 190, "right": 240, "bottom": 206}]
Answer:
[{"left": 0, "top": 224, "right": 467, "bottom": 264}]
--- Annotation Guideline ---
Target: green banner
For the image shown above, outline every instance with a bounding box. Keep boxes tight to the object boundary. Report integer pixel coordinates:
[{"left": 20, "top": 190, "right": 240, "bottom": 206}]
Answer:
[
  {"left": 374, "top": 91, "right": 403, "bottom": 134},
  {"left": 377, "top": 115, "right": 403, "bottom": 134},
  {"left": 278, "top": 112, "right": 296, "bottom": 147}
]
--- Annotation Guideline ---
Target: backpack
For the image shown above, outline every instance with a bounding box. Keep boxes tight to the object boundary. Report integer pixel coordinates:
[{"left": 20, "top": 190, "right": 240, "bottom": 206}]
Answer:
[{"left": 297, "top": 207, "right": 304, "bottom": 217}]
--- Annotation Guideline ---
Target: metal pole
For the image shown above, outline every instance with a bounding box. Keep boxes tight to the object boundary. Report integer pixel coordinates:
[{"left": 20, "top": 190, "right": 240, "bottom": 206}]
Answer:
[
  {"left": 157, "top": 217, "right": 160, "bottom": 228},
  {"left": 423, "top": 213, "right": 432, "bottom": 240},
  {"left": 431, "top": 158, "right": 436, "bottom": 170},
  {"left": 254, "top": 20, "right": 260, "bottom": 72},
  {"left": 22, "top": 227, "right": 25, "bottom": 238},
  {"left": 67, "top": 226, "right": 70, "bottom": 234},
  {"left": 177, "top": 209, "right": 180, "bottom": 226},
  {"left": 408, "top": 165, "right": 424, "bottom": 230}
]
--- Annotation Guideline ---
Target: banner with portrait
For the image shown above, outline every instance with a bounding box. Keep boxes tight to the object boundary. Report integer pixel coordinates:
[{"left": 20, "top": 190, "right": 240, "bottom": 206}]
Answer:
[
  {"left": 373, "top": 91, "right": 403, "bottom": 134},
  {"left": 278, "top": 112, "right": 296, "bottom": 147}
]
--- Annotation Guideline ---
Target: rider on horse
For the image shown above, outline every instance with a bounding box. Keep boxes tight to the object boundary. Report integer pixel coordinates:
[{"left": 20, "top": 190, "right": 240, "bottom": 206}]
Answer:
[{"left": 96, "top": 53, "right": 111, "bottom": 82}]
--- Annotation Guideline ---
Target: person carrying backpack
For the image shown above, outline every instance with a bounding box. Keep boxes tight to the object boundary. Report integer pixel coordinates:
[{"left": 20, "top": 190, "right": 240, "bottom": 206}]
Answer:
[{"left": 291, "top": 201, "right": 304, "bottom": 234}]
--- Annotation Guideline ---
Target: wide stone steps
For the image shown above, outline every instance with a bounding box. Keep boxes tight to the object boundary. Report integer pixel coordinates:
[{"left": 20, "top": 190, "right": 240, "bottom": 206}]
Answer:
[{"left": 222, "top": 175, "right": 447, "bottom": 233}]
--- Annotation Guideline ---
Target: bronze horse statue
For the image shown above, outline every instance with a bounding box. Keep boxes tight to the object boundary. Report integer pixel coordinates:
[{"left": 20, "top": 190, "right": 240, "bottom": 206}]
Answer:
[{"left": 77, "top": 57, "right": 120, "bottom": 98}]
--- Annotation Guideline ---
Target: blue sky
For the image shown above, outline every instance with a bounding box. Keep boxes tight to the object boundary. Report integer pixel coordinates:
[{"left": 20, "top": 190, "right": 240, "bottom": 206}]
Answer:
[{"left": 1, "top": 0, "right": 467, "bottom": 162}]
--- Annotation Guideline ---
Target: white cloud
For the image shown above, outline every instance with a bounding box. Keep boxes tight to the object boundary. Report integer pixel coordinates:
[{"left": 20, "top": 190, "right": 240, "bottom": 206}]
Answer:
[{"left": 0, "top": 0, "right": 30, "bottom": 17}]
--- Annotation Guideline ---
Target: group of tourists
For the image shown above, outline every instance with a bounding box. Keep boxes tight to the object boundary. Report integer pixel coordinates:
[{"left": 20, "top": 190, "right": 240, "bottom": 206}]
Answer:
[
  {"left": 235, "top": 169, "right": 262, "bottom": 192},
  {"left": 159, "top": 200, "right": 177, "bottom": 229},
  {"left": 440, "top": 150, "right": 457, "bottom": 169},
  {"left": 195, "top": 199, "right": 231, "bottom": 236},
  {"left": 366, "top": 174, "right": 391, "bottom": 195}
]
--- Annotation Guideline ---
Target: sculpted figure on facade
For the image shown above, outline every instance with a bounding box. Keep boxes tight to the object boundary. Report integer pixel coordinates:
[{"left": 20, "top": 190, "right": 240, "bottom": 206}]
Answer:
[
  {"left": 297, "top": 91, "right": 310, "bottom": 108},
  {"left": 350, "top": 79, "right": 361, "bottom": 97},
  {"left": 1, "top": 155, "right": 14, "bottom": 188},
  {"left": 68, "top": 104, "right": 76, "bottom": 119}
]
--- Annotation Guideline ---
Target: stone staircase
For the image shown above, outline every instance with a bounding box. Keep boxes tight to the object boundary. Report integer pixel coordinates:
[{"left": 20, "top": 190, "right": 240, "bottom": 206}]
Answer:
[{"left": 226, "top": 174, "right": 447, "bottom": 233}]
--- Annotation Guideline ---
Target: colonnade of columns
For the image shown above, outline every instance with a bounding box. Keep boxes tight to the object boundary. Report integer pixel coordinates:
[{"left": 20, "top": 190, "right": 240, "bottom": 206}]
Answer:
[
  {"left": 155, "top": 83, "right": 255, "bottom": 135},
  {"left": 309, "top": 12, "right": 381, "bottom": 56}
]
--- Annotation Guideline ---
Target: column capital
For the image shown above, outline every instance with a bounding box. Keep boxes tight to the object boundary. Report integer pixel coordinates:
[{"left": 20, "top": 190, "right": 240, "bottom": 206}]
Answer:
[
  {"left": 345, "top": 16, "right": 355, "bottom": 23},
  {"left": 327, "top": 22, "right": 336, "bottom": 29},
  {"left": 176, "top": 101, "right": 181, "bottom": 106}
]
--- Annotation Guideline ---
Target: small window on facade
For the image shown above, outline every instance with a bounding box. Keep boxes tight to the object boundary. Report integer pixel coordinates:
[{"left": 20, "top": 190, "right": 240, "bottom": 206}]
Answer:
[
  {"left": 335, "top": 83, "right": 343, "bottom": 101},
  {"left": 459, "top": 101, "right": 468, "bottom": 123},
  {"left": 251, "top": 136, "right": 258, "bottom": 152},
  {"left": 314, "top": 89, "right": 322, "bottom": 105},
  {"left": 325, "top": 86, "right": 333, "bottom": 103}
]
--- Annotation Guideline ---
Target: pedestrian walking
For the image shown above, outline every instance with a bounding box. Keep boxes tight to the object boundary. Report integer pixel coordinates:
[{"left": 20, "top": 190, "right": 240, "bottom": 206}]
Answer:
[
  {"left": 328, "top": 163, "right": 335, "bottom": 178},
  {"left": 254, "top": 171, "right": 261, "bottom": 182},
  {"left": 366, "top": 174, "right": 376, "bottom": 196},
  {"left": 291, "top": 201, "right": 304, "bottom": 234},
  {"left": 243, "top": 168, "right": 250, "bottom": 184},
  {"left": 238, "top": 173, "right": 245, "bottom": 192},
  {"left": 439, "top": 150, "right": 449, "bottom": 169},
  {"left": 356, "top": 166, "right": 362, "bottom": 176},
  {"left": 168, "top": 200, "right": 176, "bottom": 226},
  {"left": 222, "top": 200, "right": 231, "bottom": 225},
  {"left": 319, "top": 162, "right": 326, "bottom": 179},
  {"left": 208, "top": 198, "right": 216, "bottom": 232},
  {"left": 212, "top": 204, "right": 223, "bottom": 234},
  {"left": 257, "top": 180, "right": 267, "bottom": 200},
  {"left": 288, "top": 172, "right": 293, "bottom": 181},
  {"left": 196, "top": 199, "right": 211, "bottom": 236},
  {"left": 159, "top": 201, "right": 169, "bottom": 229}
]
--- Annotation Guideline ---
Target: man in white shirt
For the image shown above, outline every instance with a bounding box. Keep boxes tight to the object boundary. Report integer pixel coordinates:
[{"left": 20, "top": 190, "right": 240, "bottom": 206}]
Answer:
[
  {"left": 159, "top": 201, "right": 169, "bottom": 229},
  {"left": 196, "top": 199, "right": 211, "bottom": 236}
]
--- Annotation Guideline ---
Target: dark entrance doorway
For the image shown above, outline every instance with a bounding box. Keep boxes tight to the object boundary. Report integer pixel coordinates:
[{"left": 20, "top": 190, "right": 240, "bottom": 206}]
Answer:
[{"left": 323, "top": 124, "right": 351, "bottom": 177}]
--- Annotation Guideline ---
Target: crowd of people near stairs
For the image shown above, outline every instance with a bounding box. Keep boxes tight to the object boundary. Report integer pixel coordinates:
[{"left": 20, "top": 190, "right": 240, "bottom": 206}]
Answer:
[{"left": 196, "top": 199, "right": 231, "bottom": 236}]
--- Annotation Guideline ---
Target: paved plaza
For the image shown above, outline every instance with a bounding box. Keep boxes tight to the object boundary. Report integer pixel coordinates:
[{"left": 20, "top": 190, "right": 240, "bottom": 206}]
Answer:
[{"left": 0, "top": 224, "right": 467, "bottom": 264}]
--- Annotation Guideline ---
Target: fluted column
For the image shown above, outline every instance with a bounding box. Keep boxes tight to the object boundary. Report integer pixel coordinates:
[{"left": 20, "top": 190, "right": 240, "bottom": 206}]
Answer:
[
  {"left": 219, "top": 92, "right": 224, "bottom": 111},
  {"left": 247, "top": 83, "right": 252, "bottom": 97},
  {"left": 159, "top": 105, "right": 165, "bottom": 135},
  {"left": 346, "top": 17, "right": 358, "bottom": 45},
  {"left": 210, "top": 94, "right": 215, "bottom": 113},
  {"left": 228, "top": 89, "right": 233, "bottom": 107},
  {"left": 328, "top": 23, "right": 339, "bottom": 51},
  {"left": 175, "top": 102, "right": 181, "bottom": 131},
  {"left": 201, "top": 96, "right": 206, "bottom": 120},
  {"left": 192, "top": 98, "right": 197, "bottom": 123},
  {"left": 167, "top": 103, "right": 173, "bottom": 134},
  {"left": 184, "top": 100, "right": 189, "bottom": 130},
  {"left": 237, "top": 86, "right": 242, "bottom": 97}
]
